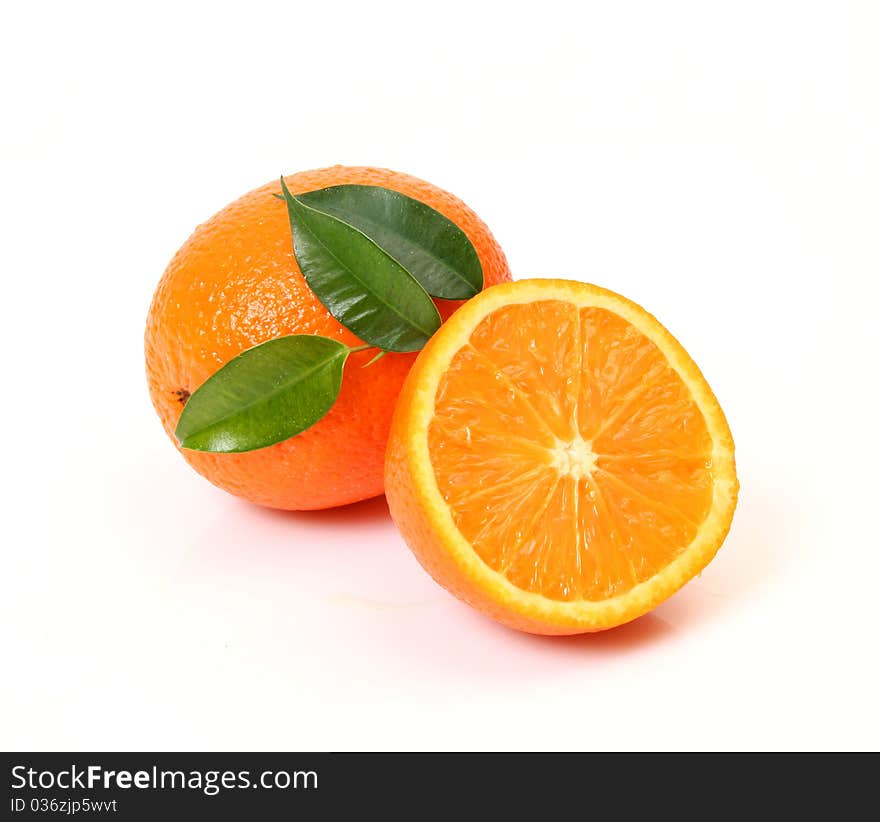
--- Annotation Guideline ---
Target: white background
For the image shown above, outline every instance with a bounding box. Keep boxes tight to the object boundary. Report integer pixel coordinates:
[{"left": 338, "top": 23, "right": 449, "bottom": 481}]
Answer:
[{"left": 2, "top": 1, "right": 878, "bottom": 751}]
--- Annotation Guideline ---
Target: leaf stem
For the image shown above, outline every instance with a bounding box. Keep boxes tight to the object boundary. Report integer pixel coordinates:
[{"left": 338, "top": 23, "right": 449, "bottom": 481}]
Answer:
[
  {"left": 362, "top": 350, "right": 387, "bottom": 367},
  {"left": 346, "top": 343, "right": 387, "bottom": 367}
]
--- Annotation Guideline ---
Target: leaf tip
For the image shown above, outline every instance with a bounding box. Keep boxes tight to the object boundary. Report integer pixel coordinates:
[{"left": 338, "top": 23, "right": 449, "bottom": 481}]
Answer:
[
  {"left": 174, "top": 420, "right": 192, "bottom": 448},
  {"left": 279, "top": 175, "right": 293, "bottom": 200}
]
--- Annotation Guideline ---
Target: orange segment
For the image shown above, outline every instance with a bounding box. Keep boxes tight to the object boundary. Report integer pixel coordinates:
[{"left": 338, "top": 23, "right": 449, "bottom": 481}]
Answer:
[
  {"left": 385, "top": 279, "right": 738, "bottom": 634},
  {"left": 467, "top": 300, "right": 582, "bottom": 440}
]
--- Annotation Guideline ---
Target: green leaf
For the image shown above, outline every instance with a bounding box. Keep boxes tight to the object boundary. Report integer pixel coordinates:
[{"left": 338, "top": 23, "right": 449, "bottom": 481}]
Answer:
[
  {"left": 296, "top": 184, "right": 483, "bottom": 299},
  {"left": 175, "top": 335, "right": 350, "bottom": 453},
  {"left": 280, "top": 178, "right": 441, "bottom": 352}
]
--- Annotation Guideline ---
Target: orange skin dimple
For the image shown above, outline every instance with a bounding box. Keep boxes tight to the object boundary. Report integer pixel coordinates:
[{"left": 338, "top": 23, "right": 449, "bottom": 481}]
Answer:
[{"left": 145, "top": 166, "right": 511, "bottom": 510}]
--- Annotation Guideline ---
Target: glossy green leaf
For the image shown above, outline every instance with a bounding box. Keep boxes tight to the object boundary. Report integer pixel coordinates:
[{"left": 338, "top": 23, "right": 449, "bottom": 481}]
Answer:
[
  {"left": 296, "top": 184, "right": 483, "bottom": 299},
  {"left": 280, "top": 178, "right": 441, "bottom": 352},
  {"left": 175, "top": 335, "right": 350, "bottom": 453}
]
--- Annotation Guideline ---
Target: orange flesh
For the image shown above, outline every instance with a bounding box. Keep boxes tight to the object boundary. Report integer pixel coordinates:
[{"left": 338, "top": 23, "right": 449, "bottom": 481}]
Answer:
[{"left": 428, "top": 300, "right": 715, "bottom": 602}]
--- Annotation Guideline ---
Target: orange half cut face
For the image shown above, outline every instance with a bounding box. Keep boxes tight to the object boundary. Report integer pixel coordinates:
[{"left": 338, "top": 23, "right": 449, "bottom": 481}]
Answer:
[{"left": 386, "top": 280, "right": 738, "bottom": 634}]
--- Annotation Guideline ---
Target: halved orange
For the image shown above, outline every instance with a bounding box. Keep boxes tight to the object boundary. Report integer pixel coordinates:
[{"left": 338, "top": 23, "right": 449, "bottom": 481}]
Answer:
[{"left": 385, "top": 279, "right": 738, "bottom": 634}]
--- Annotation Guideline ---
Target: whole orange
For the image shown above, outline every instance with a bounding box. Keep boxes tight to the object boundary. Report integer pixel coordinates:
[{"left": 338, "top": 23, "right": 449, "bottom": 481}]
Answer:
[{"left": 145, "top": 166, "right": 511, "bottom": 510}]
